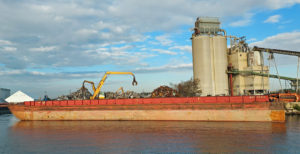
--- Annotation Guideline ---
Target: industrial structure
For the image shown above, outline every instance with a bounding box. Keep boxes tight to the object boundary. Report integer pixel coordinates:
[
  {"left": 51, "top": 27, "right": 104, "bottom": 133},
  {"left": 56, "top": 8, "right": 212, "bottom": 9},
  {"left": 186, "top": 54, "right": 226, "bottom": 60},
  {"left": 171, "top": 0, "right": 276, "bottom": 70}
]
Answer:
[
  {"left": 0, "top": 88, "right": 10, "bottom": 103},
  {"left": 192, "top": 17, "right": 300, "bottom": 96},
  {"left": 227, "top": 38, "right": 269, "bottom": 96},
  {"left": 192, "top": 17, "right": 229, "bottom": 96}
]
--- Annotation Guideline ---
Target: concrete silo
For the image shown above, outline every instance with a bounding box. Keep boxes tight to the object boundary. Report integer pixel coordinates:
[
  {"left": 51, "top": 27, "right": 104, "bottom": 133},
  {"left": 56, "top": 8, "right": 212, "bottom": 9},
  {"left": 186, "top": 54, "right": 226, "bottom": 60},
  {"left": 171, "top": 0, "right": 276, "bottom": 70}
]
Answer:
[{"left": 191, "top": 17, "right": 229, "bottom": 96}]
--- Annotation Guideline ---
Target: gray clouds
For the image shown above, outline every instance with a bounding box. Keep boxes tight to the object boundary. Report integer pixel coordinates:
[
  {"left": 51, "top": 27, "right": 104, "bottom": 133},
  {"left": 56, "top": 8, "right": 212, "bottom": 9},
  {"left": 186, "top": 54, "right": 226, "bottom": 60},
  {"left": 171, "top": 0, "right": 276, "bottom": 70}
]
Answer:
[
  {"left": 1, "top": 0, "right": 299, "bottom": 69},
  {"left": 1, "top": 0, "right": 300, "bottom": 97}
]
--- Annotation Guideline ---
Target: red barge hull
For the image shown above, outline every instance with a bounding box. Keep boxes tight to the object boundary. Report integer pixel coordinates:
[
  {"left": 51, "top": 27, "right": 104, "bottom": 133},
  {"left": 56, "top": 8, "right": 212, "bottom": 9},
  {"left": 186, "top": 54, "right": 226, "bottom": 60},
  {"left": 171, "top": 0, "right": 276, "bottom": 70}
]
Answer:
[{"left": 9, "top": 96, "right": 285, "bottom": 122}]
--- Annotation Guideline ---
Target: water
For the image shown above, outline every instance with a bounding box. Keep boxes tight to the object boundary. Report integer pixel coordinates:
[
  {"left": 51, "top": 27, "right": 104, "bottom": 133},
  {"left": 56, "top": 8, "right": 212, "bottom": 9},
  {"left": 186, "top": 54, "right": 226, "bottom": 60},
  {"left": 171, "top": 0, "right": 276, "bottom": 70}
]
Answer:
[{"left": 1, "top": 114, "right": 300, "bottom": 153}]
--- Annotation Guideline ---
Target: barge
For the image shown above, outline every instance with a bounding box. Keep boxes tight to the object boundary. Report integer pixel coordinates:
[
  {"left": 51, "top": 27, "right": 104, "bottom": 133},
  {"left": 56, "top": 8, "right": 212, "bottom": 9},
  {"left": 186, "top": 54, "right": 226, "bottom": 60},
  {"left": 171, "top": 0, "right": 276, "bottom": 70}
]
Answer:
[
  {"left": 9, "top": 95, "right": 285, "bottom": 122},
  {"left": 0, "top": 103, "right": 10, "bottom": 114}
]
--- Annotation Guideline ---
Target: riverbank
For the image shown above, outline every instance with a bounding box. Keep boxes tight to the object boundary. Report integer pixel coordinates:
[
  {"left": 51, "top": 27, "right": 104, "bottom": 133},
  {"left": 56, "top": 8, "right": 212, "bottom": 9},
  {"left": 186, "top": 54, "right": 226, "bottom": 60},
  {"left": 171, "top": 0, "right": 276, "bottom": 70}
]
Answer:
[{"left": 285, "top": 102, "right": 300, "bottom": 115}]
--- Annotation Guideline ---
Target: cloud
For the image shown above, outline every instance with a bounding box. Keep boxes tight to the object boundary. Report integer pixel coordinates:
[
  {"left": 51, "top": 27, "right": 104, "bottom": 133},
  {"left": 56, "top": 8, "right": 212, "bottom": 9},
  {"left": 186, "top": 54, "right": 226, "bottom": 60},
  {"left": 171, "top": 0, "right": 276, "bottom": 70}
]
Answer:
[
  {"left": 76, "top": 29, "right": 98, "bottom": 36},
  {"left": 0, "top": 0, "right": 299, "bottom": 70},
  {"left": 230, "top": 19, "right": 251, "bottom": 27},
  {"left": 264, "top": 15, "right": 281, "bottom": 23},
  {"left": 229, "top": 13, "right": 253, "bottom": 27},
  {"left": 0, "top": 69, "right": 108, "bottom": 98},
  {"left": 0, "top": 39, "right": 13, "bottom": 45},
  {"left": 248, "top": 38, "right": 257, "bottom": 42},
  {"left": 250, "top": 31, "right": 300, "bottom": 51},
  {"left": 265, "top": 0, "right": 300, "bottom": 9},
  {"left": 0, "top": 69, "right": 24, "bottom": 76},
  {"left": 250, "top": 31, "right": 300, "bottom": 65},
  {"left": 2, "top": 47, "right": 17, "bottom": 52},
  {"left": 29, "top": 4, "right": 53, "bottom": 12},
  {"left": 152, "top": 49, "right": 177, "bottom": 55},
  {"left": 170, "top": 45, "right": 192, "bottom": 53},
  {"left": 29, "top": 46, "right": 57, "bottom": 52},
  {"left": 1, "top": 0, "right": 300, "bottom": 97},
  {"left": 0, "top": 69, "right": 100, "bottom": 80},
  {"left": 83, "top": 45, "right": 156, "bottom": 66},
  {"left": 106, "top": 0, "right": 300, "bottom": 30},
  {"left": 155, "top": 35, "right": 173, "bottom": 46},
  {"left": 135, "top": 63, "right": 192, "bottom": 73}
]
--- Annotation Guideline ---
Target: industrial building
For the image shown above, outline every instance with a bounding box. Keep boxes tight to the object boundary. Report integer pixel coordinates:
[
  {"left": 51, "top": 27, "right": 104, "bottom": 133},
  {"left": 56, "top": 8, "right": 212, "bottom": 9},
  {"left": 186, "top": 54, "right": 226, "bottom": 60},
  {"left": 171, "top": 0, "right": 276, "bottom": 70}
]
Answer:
[
  {"left": 228, "top": 38, "right": 269, "bottom": 95},
  {"left": 0, "top": 88, "right": 11, "bottom": 103},
  {"left": 192, "top": 17, "right": 269, "bottom": 96}
]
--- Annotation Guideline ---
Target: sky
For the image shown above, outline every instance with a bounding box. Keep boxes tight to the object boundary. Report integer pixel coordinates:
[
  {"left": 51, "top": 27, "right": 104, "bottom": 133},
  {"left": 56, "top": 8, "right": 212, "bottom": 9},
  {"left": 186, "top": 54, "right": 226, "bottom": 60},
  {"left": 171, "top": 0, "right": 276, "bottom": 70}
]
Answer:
[{"left": 1, "top": 0, "right": 300, "bottom": 98}]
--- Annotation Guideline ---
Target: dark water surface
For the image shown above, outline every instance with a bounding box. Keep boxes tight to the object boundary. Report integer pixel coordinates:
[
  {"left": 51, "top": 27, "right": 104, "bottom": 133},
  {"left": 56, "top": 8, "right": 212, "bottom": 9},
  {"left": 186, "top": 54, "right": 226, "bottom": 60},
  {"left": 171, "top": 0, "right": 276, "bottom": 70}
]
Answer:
[{"left": 1, "top": 114, "right": 300, "bottom": 153}]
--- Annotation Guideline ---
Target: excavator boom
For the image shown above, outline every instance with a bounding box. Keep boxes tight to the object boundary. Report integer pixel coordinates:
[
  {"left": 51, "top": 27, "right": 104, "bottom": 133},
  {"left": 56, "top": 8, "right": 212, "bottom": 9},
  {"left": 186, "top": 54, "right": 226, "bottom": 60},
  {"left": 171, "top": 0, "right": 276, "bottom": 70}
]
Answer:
[
  {"left": 82, "top": 80, "right": 96, "bottom": 92},
  {"left": 85, "top": 71, "right": 138, "bottom": 99}
]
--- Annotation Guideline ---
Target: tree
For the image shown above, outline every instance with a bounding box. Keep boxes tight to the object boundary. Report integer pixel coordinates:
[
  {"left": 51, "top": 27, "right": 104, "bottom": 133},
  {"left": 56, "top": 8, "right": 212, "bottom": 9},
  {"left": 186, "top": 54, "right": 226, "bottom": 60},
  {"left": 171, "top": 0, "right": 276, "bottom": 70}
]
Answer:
[{"left": 171, "top": 78, "right": 201, "bottom": 97}]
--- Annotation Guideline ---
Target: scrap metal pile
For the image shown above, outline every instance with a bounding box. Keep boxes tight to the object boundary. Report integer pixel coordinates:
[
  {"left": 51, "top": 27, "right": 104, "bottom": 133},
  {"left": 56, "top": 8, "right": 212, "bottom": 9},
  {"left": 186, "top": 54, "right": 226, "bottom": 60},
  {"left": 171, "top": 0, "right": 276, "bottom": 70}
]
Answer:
[
  {"left": 56, "top": 86, "right": 92, "bottom": 100},
  {"left": 105, "top": 91, "right": 141, "bottom": 99},
  {"left": 55, "top": 85, "right": 180, "bottom": 100},
  {"left": 151, "top": 86, "right": 179, "bottom": 98}
]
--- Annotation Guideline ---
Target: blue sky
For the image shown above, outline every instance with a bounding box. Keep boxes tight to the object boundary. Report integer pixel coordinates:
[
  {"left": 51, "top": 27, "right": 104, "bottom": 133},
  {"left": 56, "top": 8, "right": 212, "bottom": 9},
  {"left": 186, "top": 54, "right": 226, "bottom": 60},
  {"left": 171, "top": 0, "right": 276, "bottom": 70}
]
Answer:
[{"left": 1, "top": 0, "right": 300, "bottom": 98}]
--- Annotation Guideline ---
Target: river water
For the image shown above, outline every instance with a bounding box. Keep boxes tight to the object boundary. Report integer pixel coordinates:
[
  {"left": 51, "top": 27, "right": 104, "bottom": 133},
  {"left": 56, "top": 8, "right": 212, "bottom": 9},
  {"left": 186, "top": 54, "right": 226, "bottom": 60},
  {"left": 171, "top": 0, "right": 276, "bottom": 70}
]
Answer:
[{"left": 1, "top": 114, "right": 300, "bottom": 153}]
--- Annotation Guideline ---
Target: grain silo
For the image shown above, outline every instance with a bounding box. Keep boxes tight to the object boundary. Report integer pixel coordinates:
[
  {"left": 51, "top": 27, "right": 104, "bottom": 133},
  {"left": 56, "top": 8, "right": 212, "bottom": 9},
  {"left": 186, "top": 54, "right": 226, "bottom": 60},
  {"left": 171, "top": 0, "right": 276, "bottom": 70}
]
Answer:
[{"left": 191, "top": 17, "right": 228, "bottom": 96}]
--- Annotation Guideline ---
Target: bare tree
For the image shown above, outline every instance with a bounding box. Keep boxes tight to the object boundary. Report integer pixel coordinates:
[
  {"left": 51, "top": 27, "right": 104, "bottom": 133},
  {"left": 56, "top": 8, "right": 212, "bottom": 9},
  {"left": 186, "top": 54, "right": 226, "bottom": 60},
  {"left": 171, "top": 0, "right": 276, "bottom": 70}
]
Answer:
[{"left": 171, "top": 78, "right": 201, "bottom": 97}]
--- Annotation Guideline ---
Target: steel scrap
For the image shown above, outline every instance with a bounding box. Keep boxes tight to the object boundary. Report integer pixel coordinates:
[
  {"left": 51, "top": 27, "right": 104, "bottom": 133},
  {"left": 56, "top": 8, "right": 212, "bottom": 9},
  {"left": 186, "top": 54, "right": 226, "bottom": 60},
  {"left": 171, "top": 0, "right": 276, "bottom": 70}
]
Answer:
[
  {"left": 151, "top": 86, "right": 179, "bottom": 98},
  {"left": 105, "top": 91, "right": 141, "bottom": 99},
  {"left": 56, "top": 86, "right": 92, "bottom": 100}
]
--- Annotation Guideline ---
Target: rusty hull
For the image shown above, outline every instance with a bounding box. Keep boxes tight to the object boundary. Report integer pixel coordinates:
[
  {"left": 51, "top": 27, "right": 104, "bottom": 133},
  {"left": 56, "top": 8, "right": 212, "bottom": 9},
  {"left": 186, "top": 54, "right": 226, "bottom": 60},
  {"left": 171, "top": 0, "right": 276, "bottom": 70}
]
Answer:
[{"left": 9, "top": 101, "right": 285, "bottom": 122}]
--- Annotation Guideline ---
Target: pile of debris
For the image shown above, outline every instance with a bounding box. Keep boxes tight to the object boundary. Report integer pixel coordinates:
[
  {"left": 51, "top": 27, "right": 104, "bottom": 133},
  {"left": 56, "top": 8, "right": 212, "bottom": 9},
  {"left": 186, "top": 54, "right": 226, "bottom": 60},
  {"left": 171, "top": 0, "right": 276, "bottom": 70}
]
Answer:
[
  {"left": 56, "top": 86, "right": 92, "bottom": 100},
  {"left": 105, "top": 91, "right": 141, "bottom": 99},
  {"left": 151, "top": 86, "right": 179, "bottom": 98}
]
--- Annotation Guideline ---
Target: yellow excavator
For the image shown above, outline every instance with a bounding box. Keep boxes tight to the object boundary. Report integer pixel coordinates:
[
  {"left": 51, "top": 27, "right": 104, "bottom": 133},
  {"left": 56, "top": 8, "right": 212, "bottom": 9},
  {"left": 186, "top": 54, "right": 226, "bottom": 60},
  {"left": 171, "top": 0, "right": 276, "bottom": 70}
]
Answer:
[{"left": 82, "top": 71, "right": 138, "bottom": 99}]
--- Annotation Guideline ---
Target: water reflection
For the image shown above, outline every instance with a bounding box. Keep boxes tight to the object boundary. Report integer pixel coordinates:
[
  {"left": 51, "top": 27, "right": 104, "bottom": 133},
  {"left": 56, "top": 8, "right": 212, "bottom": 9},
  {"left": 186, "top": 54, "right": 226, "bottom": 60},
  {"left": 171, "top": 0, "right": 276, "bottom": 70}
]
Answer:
[{"left": 9, "top": 120, "right": 287, "bottom": 153}]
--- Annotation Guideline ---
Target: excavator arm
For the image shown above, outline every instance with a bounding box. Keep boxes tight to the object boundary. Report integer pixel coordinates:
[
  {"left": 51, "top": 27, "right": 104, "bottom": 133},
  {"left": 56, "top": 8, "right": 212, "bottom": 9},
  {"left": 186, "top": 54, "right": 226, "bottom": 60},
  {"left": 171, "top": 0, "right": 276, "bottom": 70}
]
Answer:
[
  {"left": 116, "top": 87, "right": 125, "bottom": 95},
  {"left": 90, "top": 71, "right": 138, "bottom": 99},
  {"left": 82, "top": 80, "right": 96, "bottom": 92}
]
